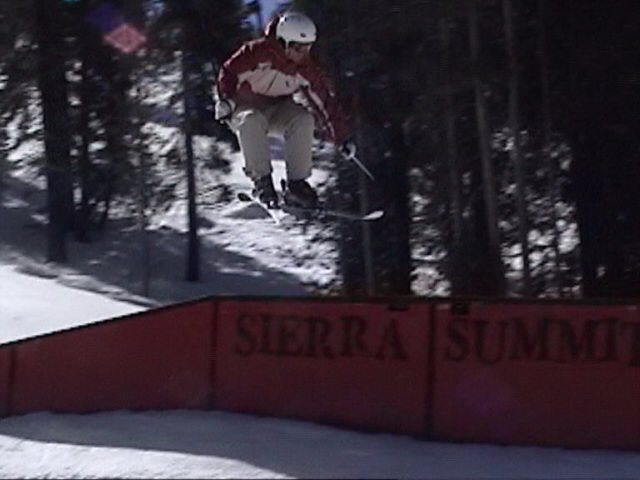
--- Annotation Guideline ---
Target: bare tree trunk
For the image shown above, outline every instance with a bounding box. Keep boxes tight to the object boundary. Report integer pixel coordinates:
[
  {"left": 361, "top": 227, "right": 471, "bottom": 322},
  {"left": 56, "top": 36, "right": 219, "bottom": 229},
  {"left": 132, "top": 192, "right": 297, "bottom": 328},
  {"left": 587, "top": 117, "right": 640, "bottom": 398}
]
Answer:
[
  {"left": 137, "top": 152, "right": 151, "bottom": 297},
  {"left": 129, "top": 86, "right": 151, "bottom": 297},
  {"left": 467, "top": 0, "right": 504, "bottom": 294},
  {"left": 182, "top": 50, "right": 200, "bottom": 282},
  {"left": 353, "top": 96, "right": 375, "bottom": 296},
  {"left": 439, "top": 1, "right": 466, "bottom": 293},
  {"left": 76, "top": 15, "right": 92, "bottom": 242},
  {"left": 503, "top": 0, "right": 531, "bottom": 295},
  {"left": 537, "top": 0, "right": 564, "bottom": 297},
  {"left": 338, "top": 0, "right": 374, "bottom": 296},
  {"left": 349, "top": 3, "right": 375, "bottom": 296},
  {"left": 36, "top": 0, "right": 73, "bottom": 262},
  {"left": 0, "top": 123, "right": 6, "bottom": 195}
]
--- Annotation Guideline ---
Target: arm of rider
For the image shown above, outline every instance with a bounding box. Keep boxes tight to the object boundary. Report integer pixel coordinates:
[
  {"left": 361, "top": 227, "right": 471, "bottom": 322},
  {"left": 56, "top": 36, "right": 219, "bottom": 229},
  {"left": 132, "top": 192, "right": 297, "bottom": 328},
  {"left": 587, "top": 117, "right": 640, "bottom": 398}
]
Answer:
[
  {"left": 214, "top": 98, "right": 236, "bottom": 121},
  {"left": 339, "top": 139, "right": 357, "bottom": 160}
]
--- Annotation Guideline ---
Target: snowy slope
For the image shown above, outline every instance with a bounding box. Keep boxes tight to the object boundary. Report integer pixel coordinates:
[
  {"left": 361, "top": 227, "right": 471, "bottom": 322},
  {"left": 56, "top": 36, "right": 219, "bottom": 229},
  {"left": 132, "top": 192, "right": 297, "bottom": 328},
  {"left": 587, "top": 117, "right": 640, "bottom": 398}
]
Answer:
[
  {"left": 1, "top": 139, "right": 336, "bottom": 311},
  {"left": 0, "top": 264, "right": 143, "bottom": 343},
  {"left": 0, "top": 141, "right": 344, "bottom": 342},
  {"left": 2, "top": 403, "right": 640, "bottom": 478}
]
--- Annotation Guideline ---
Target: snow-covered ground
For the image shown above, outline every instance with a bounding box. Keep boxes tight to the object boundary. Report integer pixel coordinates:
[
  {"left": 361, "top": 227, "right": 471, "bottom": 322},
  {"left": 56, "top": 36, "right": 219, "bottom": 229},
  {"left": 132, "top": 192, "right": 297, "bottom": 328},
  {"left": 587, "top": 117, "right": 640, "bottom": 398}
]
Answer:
[
  {"left": 0, "top": 264, "right": 143, "bottom": 343},
  {"left": 2, "top": 408, "right": 640, "bottom": 479},
  {"left": 2, "top": 143, "right": 640, "bottom": 478},
  {"left": 1, "top": 141, "right": 333, "bottom": 311}
]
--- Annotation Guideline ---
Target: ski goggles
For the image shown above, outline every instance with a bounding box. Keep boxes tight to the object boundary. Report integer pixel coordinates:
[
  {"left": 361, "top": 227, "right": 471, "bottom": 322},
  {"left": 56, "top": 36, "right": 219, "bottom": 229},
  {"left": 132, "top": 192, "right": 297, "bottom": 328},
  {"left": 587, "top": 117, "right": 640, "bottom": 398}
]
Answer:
[{"left": 287, "top": 41, "right": 313, "bottom": 52}]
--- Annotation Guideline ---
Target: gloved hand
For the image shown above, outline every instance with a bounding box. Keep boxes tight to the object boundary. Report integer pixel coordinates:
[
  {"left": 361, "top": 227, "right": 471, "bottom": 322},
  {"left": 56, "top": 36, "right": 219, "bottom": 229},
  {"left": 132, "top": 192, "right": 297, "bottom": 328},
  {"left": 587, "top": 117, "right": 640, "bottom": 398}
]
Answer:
[
  {"left": 214, "top": 98, "right": 236, "bottom": 121},
  {"left": 339, "top": 139, "right": 357, "bottom": 160},
  {"left": 339, "top": 139, "right": 375, "bottom": 181}
]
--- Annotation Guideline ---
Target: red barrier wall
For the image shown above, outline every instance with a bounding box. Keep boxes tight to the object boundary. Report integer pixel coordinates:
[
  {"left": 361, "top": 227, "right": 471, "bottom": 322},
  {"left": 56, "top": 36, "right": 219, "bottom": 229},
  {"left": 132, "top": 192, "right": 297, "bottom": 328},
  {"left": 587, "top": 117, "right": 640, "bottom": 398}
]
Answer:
[
  {"left": 0, "top": 348, "right": 12, "bottom": 417},
  {"left": 9, "top": 301, "right": 215, "bottom": 415},
  {"left": 214, "top": 300, "right": 432, "bottom": 435},
  {"left": 433, "top": 302, "right": 640, "bottom": 449},
  {"left": 4, "top": 294, "right": 640, "bottom": 452}
]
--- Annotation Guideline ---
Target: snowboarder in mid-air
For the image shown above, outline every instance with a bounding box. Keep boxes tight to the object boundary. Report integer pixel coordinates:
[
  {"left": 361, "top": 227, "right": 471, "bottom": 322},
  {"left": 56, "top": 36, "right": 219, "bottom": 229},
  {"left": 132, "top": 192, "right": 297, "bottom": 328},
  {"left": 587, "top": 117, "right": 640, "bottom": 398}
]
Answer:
[{"left": 215, "top": 11, "right": 356, "bottom": 209}]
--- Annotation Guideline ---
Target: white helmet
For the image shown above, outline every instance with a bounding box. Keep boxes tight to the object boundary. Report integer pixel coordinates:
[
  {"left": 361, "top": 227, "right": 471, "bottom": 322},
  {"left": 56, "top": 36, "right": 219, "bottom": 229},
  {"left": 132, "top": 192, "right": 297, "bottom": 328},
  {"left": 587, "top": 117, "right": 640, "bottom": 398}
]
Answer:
[{"left": 276, "top": 12, "right": 317, "bottom": 45}]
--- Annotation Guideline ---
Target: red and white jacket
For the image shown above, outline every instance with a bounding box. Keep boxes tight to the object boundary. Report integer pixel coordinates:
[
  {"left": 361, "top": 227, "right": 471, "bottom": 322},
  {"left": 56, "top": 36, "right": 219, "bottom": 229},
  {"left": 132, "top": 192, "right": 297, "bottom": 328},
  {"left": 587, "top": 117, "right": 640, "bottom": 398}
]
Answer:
[{"left": 217, "top": 19, "right": 351, "bottom": 145}]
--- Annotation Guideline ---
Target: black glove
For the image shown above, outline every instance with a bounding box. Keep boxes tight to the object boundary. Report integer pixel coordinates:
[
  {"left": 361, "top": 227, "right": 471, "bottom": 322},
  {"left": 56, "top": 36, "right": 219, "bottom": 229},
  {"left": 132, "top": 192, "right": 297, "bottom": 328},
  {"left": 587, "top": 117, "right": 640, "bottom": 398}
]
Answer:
[
  {"left": 339, "top": 139, "right": 357, "bottom": 160},
  {"left": 214, "top": 98, "right": 236, "bottom": 121}
]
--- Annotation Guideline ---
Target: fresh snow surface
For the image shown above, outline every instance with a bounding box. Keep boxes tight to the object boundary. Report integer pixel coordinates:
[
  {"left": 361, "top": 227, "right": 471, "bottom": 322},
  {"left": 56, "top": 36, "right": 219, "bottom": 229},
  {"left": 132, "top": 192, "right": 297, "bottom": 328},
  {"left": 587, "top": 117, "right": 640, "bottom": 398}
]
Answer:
[
  {"left": 2, "top": 141, "right": 640, "bottom": 478},
  {"left": 2, "top": 408, "right": 640, "bottom": 479},
  {"left": 0, "top": 264, "right": 143, "bottom": 343}
]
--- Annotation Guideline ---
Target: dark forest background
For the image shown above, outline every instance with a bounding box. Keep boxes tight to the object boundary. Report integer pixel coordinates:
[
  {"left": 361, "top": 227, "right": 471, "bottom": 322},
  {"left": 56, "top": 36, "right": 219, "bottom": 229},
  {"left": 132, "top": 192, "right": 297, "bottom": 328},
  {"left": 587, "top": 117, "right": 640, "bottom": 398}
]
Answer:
[{"left": 1, "top": 0, "right": 639, "bottom": 299}]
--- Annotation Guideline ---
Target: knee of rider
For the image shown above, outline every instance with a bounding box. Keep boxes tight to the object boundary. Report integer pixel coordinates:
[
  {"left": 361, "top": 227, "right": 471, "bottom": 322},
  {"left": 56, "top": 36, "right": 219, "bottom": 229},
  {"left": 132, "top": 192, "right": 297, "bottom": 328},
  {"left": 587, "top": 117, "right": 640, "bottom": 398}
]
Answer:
[
  {"left": 290, "top": 110, "right": 314, "bottom": 133},
  {"left": 237, "top": 110, "right": 267, "bottom": 133}
]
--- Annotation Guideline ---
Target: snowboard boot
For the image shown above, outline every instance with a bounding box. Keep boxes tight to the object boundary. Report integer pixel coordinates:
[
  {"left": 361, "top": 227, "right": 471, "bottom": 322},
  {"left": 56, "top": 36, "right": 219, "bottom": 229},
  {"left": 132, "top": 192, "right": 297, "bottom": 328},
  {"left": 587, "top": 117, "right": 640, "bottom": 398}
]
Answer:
[
  {"left": 284, "top": 179, "right": 319, "bottom": 208},
  {"left": 252, "top": 174, "right": 279, "bottom": 208}
]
